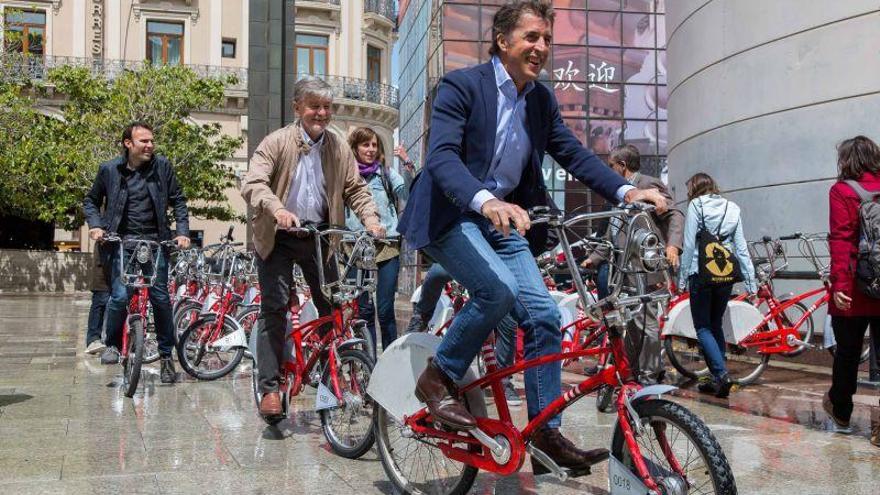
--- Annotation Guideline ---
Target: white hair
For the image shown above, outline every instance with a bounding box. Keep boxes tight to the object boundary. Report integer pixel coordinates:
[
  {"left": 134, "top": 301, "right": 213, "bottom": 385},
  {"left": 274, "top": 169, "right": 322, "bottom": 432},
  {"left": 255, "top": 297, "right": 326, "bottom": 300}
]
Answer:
[{"left": 293, "top": 76, "right": 334, "bottom": 103}]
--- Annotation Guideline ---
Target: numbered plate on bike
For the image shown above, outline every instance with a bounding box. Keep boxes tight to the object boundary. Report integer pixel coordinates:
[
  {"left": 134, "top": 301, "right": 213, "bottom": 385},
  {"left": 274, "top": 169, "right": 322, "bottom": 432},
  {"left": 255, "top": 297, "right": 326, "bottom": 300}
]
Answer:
[{"left": 608, "top": 455, "right": 651, "bottom": 494}]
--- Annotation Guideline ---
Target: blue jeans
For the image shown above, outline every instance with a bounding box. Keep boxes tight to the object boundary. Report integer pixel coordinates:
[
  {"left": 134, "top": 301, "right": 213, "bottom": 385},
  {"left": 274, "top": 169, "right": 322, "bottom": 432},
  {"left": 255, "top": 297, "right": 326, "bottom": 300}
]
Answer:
[
  {"left": 688, "top": 275, "right": 733, "bottom": 381},
  {"left": 414, "top": 263, "right": 452, "bottom": 317},
  {"left": 424, "top": 216, "right": 563, "bottom": 428},
  {"left": 358, "top": 255, "right": 400, "bottom": 351},
  {"left": 495, "top": 313, "right": 517, "bottom": 369},
  {"left": 86, "top": 290, "right": 110, "bottom": 345},
  {"left": 104, "top": 246, "right": 175, "bottom": 357}
]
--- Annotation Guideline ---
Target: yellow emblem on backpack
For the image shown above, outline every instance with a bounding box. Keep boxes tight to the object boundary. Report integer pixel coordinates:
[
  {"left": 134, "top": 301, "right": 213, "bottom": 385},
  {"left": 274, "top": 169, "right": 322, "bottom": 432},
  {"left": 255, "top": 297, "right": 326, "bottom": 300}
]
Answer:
[{"left": 704, "top": 242, "right": 734, "bottom": 278}]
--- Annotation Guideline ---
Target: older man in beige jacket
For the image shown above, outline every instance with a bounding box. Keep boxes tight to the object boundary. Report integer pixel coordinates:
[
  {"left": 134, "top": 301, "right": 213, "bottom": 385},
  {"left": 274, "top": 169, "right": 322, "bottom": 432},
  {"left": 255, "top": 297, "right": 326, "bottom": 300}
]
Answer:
[{"left": 241, "top": 76, "right": 383, "bottom": 418}]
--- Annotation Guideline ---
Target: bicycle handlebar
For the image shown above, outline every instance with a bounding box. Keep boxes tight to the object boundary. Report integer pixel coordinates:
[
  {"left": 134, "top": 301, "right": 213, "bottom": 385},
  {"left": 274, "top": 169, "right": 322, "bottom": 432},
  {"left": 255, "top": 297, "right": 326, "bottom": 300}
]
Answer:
[{"left": 779, "top": 232, "right": 802, "bottom": 241}]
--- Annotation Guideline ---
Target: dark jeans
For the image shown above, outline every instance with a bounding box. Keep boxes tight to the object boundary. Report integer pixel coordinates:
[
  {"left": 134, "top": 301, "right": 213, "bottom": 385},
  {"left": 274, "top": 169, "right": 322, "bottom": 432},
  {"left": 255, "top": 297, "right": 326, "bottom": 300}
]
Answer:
[
  {"left": 86, "top": 290, "right": 110, "bottom": 345},
  {"left": 828, "top": 316, "right": 880, "bottom": 421},
  {"left": 104, "top": 246, "right": 174, "bottom": 356},
  {"left": 596, "top": 262, "right": 610, "bottom": 300},
  {"left": 688, "top": 275, "right": 733, "bottom": 381},
  {"left": 358, "top": 255, "right": 400, "bottom": 351},
  {"left": 414, "top": 263, "right": 452, "bottom": 317},
  {"left": 424, "top": 216, "right": 563, "bottom": 428},
  {"left": 256, "top": 232, "right": 338, "bottom": 393}
]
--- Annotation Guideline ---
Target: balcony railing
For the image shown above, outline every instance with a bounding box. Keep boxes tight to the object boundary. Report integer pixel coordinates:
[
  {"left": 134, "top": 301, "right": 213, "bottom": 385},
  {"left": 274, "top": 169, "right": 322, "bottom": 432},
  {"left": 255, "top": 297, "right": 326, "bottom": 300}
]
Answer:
[
  {"left": 364, "top": 0, "right": 397, "bottom": 23},
  {"left": 0, "top": 54, "right": 248, "bottom": 91},
  {"left": 297, "top": 74, "right": 399, "bottom": 109}
]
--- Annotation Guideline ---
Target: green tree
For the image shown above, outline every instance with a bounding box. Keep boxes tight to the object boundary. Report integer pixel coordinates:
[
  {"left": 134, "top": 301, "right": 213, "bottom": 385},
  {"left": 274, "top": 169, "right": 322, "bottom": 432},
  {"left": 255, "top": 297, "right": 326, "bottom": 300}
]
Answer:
[{"left": 0, "top": 63, "right": 244, "bottom": 231}]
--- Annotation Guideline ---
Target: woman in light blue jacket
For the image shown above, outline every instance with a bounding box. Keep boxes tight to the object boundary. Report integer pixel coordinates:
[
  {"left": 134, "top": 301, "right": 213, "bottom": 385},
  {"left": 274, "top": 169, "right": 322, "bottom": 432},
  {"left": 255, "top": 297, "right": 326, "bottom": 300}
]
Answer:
[
  {"left": 678, "top": 173, "right": 757, "bottom": 398},
  {"left": 346, "top": 128, "right": 408, "bottom": 354}
]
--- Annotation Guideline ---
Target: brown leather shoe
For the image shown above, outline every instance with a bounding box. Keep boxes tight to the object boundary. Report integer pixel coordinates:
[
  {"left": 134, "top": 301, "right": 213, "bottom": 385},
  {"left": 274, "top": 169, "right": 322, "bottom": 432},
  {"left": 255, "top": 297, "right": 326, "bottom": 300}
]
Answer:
[
  {"left": 822, "top": 392, "right": 850, "bottom": 429},
  {"left": 530, "top": 428, "right": 609, "bottom": 477},
  {"left": 260, "top": 392, "right": 282, "bottom": 416},
  {"left": 415, "top": 358, "right": 476, "bottom": 430}
]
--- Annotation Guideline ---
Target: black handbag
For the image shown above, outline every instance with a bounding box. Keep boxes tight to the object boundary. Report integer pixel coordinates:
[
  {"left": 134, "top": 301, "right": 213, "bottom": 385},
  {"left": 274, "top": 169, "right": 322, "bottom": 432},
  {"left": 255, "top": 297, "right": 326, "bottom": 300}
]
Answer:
[{"left": 696, "top": 199, "right": 742, "bottom": 286}]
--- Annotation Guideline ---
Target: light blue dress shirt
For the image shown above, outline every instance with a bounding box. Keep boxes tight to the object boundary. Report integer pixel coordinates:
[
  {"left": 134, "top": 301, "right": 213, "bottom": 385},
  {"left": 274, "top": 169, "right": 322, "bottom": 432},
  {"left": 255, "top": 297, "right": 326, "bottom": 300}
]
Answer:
[{"left": 469, "top": 57, "right": 633, "bottom": 213}]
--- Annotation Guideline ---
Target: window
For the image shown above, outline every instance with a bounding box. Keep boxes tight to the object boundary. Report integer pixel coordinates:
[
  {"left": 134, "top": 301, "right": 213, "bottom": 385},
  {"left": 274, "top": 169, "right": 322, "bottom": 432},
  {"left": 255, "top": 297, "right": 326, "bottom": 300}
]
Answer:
[
  {"left": 367, "top": 45, "right": 382, "bottom": 83},
  {"left": 3, "top": 10, "right": 46, "bottom": 56},
  {"left": 221, "top": 38, "right": 236, "bottom": 58},
  {"left": 294, "top": 34, "right": 328, "bottom": 76},
  {"left": 147, "top": 20, "right": 184, "bottom": 65}
]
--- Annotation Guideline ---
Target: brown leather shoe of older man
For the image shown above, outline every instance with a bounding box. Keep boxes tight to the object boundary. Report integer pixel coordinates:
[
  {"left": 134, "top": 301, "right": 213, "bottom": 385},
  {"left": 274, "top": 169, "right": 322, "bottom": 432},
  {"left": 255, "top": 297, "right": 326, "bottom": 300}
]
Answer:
[
  {"left": 530, "top": 427, "right": 609, "bottom": 477},
  {"left": 415, "top": 358, "right": 476, "bottom": 430},
  {"left": 260, "top": 392, "right": 282, "bottom": 417}
]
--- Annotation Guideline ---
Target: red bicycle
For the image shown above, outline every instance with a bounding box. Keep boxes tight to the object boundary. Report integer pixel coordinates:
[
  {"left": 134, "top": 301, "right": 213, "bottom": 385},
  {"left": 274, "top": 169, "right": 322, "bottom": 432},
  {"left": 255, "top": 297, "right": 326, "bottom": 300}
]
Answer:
[
  {"left": 249, "top": 225, "right": 380, "bottom": 459},
  {"left": 103, "top": 234, "right": 177, "bottom": 398},
  {"left": 371, "top": 207, "right": 735, "bottom": 494}
]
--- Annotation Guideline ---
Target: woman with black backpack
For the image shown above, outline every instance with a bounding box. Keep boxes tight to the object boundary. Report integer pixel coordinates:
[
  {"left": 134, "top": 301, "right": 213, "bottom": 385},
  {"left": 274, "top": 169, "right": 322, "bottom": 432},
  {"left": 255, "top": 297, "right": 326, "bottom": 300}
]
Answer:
[
  {"left": 346, "top": 127, "right": 408, "bottom": 354},
  {"left": 678, "top": 173, "right": 757, "bottom": 398},
  {"left": 823, "top": 135, "right": 880, "bottom": 448}
]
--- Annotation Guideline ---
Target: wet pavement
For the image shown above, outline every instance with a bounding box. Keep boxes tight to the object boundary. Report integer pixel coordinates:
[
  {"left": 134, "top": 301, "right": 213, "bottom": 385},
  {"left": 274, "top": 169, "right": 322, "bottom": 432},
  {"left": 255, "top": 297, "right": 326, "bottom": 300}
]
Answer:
[{"left": 0, "top": 294, "right": 878, "bottom": 494}]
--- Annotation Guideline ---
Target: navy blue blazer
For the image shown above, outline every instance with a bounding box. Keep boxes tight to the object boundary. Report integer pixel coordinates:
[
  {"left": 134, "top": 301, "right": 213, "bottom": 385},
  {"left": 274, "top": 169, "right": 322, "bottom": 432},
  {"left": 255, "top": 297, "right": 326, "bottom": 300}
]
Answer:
[{"left": 398, "top": 62, "right": 627, "bottom": 250}]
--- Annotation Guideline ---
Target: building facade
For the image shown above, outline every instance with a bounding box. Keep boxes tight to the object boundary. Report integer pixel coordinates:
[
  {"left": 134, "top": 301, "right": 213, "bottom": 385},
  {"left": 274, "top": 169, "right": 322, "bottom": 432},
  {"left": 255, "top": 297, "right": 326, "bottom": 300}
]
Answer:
[
  {"left": 0, "top": 0, "right": 250, "bottom": 250},
  {"left": 291, "top": 0, "right": 399, "bottom": 159},
  {"left": 397, "top": 0, "right": 668, "bottom": 215},
  {"left": 666, "top": 1, "right": 880, "bottom": 334}
]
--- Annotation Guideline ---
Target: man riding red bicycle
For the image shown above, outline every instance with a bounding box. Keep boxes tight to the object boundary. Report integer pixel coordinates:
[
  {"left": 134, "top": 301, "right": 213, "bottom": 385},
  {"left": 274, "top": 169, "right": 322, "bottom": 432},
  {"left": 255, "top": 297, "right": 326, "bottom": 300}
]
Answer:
[
  {"left": 397, "top": 0, "right": 667, "bottom": 475},
  {"left": 83, "top": 121, "right": 191, "bottom": 385}
]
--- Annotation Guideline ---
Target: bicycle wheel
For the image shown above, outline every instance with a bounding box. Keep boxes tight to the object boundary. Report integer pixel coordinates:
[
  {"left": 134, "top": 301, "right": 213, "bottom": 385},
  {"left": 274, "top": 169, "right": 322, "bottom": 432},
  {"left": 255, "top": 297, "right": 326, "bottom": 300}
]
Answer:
[
  {"left": 173, "top": 300, "right": 202, "bottom": 343},
  {"left": 611, "top": 399, "right": 736, "bottom": 495},
  {"left": 664, "top": 336, "right": 710, "bottom": 380},
  {"left": 375, "top": 405, "right": 478, "bottom": 495},
  {"left": 122, "top": 317, "right": 145, "bottom": 398},
  {"left": 177, "top": 315, "right": 245, "bottom": 380},
  {"left": 773, "top": 299, "right": 814, "bottom": 358},
  {"left": 320, "top": 349, "right": 375, "bottom": 459},
  {"left": 349, "top": 319, "right": 375, "bottom": 358}
]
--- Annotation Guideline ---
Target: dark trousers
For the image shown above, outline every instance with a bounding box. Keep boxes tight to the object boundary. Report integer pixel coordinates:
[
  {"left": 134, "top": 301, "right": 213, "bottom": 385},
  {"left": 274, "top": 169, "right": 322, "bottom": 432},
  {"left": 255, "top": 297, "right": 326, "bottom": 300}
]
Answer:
[
  {"left": 86, "top": 290, "right": 110, "bottom": 345},
  {"left": 829, "top": 316, "right": 880, "bottom": 421},
  {"left": 256, "top": 232, "right": 338, "bottom": 393},
  {"left": 414, "top": 263, "right": 453, "bottom": 318},
  {"left": 104, "top": 247, "right": 175, "bottom": 356},
  {"left": 357, "top": 255, "right": 400, "bottom": 351},
  {"left": 688, "top": 275, "right": 734, "bottom": 381}
]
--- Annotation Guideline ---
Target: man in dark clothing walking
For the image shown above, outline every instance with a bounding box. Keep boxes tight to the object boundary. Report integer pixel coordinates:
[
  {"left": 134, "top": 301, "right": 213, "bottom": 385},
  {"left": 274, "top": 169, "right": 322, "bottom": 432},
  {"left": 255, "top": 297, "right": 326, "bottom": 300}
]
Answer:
[{"left": 83, "top": 122, "right": 191, "bottom": 384}]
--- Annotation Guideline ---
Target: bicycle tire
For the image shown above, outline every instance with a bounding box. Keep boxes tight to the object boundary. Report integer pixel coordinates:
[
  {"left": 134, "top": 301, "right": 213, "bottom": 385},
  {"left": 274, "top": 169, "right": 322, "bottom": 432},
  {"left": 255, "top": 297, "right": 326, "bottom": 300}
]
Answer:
[
  {"left": 123, "top": 317, "right": 145, "bottom": 398},
  {"left": 375, "top": 404, "right": 478, "bottom": 495},
  {"left": 611, "top": 399, "right": 736, "bottom": 495},
  {"left": 173, "top": 300, "right": 202, "bottom": 343},
  {"left": 320, "top": 349, "right": 376, "bottom": 459},
  {"left": 663, "top": 336, "right": 710, "bottom": 380},
  {"left": 177, "top": 315, "right": 245, "bottom": 380}
]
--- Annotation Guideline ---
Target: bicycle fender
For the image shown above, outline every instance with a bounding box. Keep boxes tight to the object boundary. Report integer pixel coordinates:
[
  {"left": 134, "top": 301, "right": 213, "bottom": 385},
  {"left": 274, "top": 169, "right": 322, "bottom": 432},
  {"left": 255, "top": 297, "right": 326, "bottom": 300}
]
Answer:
[
  {"left": 337, "top": 338, "right": 368, "bottom": 353},
  {"left": 630, "top": 384, "right": 677, "bottom": 403},
  {"left": 206, "top": 318, "right": 248, "bottom": 351}
]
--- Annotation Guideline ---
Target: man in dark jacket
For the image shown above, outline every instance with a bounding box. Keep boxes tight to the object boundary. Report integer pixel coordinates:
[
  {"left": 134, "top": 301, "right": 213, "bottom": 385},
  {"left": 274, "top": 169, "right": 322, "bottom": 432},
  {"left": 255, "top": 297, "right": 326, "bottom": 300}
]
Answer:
[{"left": 83, "top": 122, "right": 191, "bottom": 384}]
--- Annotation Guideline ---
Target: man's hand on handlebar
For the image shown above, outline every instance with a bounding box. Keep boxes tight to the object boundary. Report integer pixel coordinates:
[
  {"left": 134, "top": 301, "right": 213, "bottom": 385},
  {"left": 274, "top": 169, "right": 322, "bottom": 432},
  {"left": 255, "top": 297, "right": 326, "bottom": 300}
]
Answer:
[
  {"left": 89, "top": 228, "right": 105, "bottom": 241},
  {"left": 367, "top": 223, "right": 386, "bottom": 239},
  {"left": 274, "top": 208, "right": 300, "bottom": 230},
  {"left": 174, "top": 235, "right": 191, "bottom": 250},
  {"left": 623, "top": 188, "right": 668, "bottom": 214},
  {"left": 665, "top": 245, "right": 680, "bottom": 269},
  {"left": 481, "top": 198, "right": 530, "bottom": 237}
]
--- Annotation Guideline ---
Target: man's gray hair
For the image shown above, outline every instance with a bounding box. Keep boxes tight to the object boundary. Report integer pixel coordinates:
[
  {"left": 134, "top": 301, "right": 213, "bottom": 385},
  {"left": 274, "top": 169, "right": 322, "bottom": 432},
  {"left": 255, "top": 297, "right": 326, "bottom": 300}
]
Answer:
[{"left": 293, "top": 76, "right": 334, "bottom": 103}]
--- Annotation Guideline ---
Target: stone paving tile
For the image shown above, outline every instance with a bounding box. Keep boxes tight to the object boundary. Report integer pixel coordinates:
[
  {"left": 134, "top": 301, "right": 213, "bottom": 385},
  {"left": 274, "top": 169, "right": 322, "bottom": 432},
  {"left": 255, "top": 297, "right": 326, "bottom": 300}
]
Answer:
[
  {"left": 0, "top": 450, "right": 64, "bottom": 483},
  {"left": 61, "top": 442, "right": 239, "bottom": 479},
  {"left": 0, "top": 474, "right": 162, "bottom": 495},
  {"left": 155, "top": 465, "right": 350, "bottom": 495}
]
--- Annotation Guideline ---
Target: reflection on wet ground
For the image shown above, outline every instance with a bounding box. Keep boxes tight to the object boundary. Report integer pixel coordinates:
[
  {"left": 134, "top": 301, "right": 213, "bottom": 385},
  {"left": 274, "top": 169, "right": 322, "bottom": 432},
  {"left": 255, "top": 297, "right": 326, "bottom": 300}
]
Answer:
[{"left": 0, "top": 294, "right": 878, "bottom": 494}]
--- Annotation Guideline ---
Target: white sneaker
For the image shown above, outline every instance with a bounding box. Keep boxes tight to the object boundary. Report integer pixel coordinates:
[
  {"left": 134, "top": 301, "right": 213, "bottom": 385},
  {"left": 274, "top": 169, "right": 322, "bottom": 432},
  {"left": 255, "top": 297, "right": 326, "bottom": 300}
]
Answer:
[
  {"left": 504, "top": 381, "right": 523, "bottom": 406},
  {"left": 86, "top": 340, "right": 107, "bottom": 355}
]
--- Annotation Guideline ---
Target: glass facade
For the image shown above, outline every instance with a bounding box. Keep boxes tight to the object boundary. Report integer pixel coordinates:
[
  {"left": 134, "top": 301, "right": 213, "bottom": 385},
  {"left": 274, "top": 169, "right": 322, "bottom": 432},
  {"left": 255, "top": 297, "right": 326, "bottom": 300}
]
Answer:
[{"left": 398, "top": 0, "right": 668, "bottom": 213}]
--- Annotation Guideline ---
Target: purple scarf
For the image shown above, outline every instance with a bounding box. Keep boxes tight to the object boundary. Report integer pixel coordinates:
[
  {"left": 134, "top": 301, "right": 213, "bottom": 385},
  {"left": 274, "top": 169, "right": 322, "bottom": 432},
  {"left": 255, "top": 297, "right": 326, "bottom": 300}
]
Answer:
[{"left": 357, "top": 160, "right": 380, "bottom": 177}]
